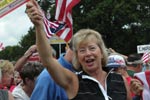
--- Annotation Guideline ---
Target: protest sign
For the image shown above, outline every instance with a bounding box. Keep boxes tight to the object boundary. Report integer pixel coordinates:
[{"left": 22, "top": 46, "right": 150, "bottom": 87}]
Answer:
[
  {"left": 137, "top": 44, "right": 150, "bottom": 54},
  {"left": 0, "top": 0, "right": 28, "bottom": 18}
]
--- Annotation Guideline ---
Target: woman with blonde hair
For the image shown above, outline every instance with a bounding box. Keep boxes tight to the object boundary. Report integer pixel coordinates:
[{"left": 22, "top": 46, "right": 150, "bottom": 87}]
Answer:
[
  {"left": 26, "top": 0, "right": 142, "bottom": 99},
  {"left": 0, "top": 60, "right": 14, "bottom": 100}
]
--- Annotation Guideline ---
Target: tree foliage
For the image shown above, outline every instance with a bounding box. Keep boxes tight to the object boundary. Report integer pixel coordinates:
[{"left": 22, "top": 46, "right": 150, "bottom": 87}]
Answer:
[
  {"left": 0, "top": 27, "right": 35, "bottom": 61},
  {"left": 18, "top": 27, "right": 36, "bottom": 53},
  {"left": 72, "top": 0, "right": 150, "bottom": 54}
]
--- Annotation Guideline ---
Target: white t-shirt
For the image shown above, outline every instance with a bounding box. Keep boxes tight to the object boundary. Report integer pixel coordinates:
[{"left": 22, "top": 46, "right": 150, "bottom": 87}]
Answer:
[{"left": 12, "top": 83, "right": 30, "bottom": 100}]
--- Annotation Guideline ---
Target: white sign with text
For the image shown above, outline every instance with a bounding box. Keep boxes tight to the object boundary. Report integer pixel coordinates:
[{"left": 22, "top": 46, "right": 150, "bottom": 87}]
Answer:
[{"left": 137, "top": 44, "right": 150, "bottom": 54}]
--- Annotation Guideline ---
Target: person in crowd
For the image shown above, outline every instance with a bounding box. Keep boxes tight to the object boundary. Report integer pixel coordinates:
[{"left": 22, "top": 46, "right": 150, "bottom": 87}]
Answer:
[
  {"left": 0, "top": 60, "right": 14, "bottom": 90},
  {"left": 30, "top": 47, "right": 74, "bottom": 100},
  {"left": 14, "top": 44, "right": 56, "bottom": 71},
  {"left": 127, "top": 53, "right": 143, "bottom": 77},
  {"left": 14, "top": 45, "right": 38, "bottom": 72},
  {"left": 9, "top": 45, "right": 38, "bottom": 93},
  {"left": 26, "top": 0, "right": 143, "bottom": 99},
  {"left": 12, "top": 62, "right": 44, "bottom": 100},
  {"left": 0, "top": 89, "right": 14, "bottom": 100},
  {"left": 14, "top": 43, "right": 74, "bottom": 100},
  {"left": 0, "top": 60, "right": 14, "bottom": 100},
  {"left": 146, "top": 63, "right": 150, "bottom": 70},
  {"left": 142, "top": 63, "right": 150, "bottom": 72},
  {"left": 107, "top": 48, "right": 128, "bottom": 59},
  {"left": 9, "top": 71, "right": 22, "bottom": 92},
  {"left": 134, "top": 70, "right": 150, "bottom": 100},
  {"left": 106, "top": 53, "right": 132, "bottom": 81},
  {"left": 106, "top": 53, "right": 139, "bottom": 98},
  {"left": 8, "top": 60, "right": 21, "bottom": 92},
  {"left": 13, "top": 71, "right": 22, "bottom": 86},
  {"left": 26, "top": 1, "right": 130, "bottom": 100},
  {"left": 133, "top": 53, "right": 150, "bottom": 100}
]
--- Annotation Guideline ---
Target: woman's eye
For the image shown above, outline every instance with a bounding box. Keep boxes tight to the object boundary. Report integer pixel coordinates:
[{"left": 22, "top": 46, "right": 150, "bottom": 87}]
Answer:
[
  {"left": 90, "top": 47, "right": 96, "bottom": 51},
  {"left": 79, "top": 49, "right": 85, "bottom": 53}
]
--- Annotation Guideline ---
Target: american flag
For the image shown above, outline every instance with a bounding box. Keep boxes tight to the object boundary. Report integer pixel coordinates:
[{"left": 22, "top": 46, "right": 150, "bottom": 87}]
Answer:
[
  {"left": 43, "top": 0, "right": 80, "bottom": 42},
  {"left": 0, "top": 42, "right": 5, "bottom": 51},
  {"left": 43, "top": 17, "right": 65, "bottom": 38},
  {"left": 142, "top": 52, "right": 150, "bottom": 63},
  {"left": 134, "top": 71, "right": 150, "bottom": 100}
]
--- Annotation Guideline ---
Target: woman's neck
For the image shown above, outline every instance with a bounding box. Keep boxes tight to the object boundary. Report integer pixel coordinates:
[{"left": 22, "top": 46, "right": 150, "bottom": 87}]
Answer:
[
  {"left": 89, "top": 69, "right": 107, "bottom": 89},
  {"left": 22, "top": 85, "right": 32, "bottom": 97}
]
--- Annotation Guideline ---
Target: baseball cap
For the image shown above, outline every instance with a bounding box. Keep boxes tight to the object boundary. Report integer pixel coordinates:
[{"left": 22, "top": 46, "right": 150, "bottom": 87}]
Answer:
[
  {"left": 106, "top": 54, "right": 126, "bottom": 68},
  {"left": 127, "top": 53, "right": 143, "bottom": 65}
]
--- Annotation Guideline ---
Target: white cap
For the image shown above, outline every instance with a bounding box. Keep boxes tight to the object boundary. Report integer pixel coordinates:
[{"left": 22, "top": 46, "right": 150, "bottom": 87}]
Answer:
[{"left": 106, "top": 54, "right": 126, "bottom": 68}]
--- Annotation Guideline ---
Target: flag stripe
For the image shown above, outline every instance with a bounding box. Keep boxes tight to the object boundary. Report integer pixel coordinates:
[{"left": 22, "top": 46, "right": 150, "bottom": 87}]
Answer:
[
  {"left": 142, "top": 52, "right": 150, "bottom": 63},
  {"left": 55, "top": 0, "right": 80, "bottom": 42},
  {"left": 57, "top": 28, "right": 70, "bottom": 39},
  {"left": 134, "top": 71, "right": 150, "bottom": 100},
  {"left": 43, "top": 0, "right": 80, "bottom": 42},
  {"left": 145, "top": 71, "right": 150, "bottom": 89},
  {"left": 66, "top": 0, "right": 80, "bottom": 13},
  {"left": 55, "top": 0, "right": 67, "bottom": 22},
  {"left": 43, "top": 18, "right": 53, "bottom": 38}
]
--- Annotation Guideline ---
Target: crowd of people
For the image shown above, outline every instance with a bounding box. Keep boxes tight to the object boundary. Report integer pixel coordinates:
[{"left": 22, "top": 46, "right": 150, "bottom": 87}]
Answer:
[{"left": 0, "top": 0, "right": 150, "bottom": 100}]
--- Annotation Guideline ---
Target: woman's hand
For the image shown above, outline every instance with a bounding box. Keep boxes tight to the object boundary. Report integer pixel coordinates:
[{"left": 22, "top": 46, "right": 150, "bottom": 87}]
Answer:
[
  {"left": 130, "top": 78, "right": 143, "bottom": 95},
  {"left": 26, "top": 0, "right": 43, "bottom": 26},
  {"left": 24, "top": 45, "right": 37, "bottom": 58}
]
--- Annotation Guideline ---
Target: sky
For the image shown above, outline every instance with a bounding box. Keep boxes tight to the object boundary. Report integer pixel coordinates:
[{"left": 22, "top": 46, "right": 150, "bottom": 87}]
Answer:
[{"left": 0, "top": 4, "right": 33, "bottom": 47}]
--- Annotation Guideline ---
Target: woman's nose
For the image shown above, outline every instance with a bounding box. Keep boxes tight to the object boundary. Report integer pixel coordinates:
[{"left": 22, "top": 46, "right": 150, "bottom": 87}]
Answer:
[{"left": 85, "top": 49, "right": 92, "bottom": 55}]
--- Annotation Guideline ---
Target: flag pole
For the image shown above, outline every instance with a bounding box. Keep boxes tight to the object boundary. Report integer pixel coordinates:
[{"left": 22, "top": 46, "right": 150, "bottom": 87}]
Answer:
[
  {"left": 148, "top": 52, "right": 150, "bottom": 63},
  {"left": 65, "top": 42, "right": 69, "bottom": 51}
]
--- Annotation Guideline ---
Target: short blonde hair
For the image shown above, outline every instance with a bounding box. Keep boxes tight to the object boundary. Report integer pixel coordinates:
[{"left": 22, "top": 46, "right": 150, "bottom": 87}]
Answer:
[
  {"left": 72, "top": 29, "right": 108, "bottom": 71},
  {"left": 0, "top": 60, "right": 14, "bottom": 74}
]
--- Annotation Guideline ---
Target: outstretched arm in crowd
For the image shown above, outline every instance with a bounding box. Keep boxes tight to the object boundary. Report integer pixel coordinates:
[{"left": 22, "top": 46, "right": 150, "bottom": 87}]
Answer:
[
  {"left": 26, "top": 0, "right": 78, "bottom": 99},
  {"left": 14, "top": 45, "right": 37, "bottom": 72}
]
